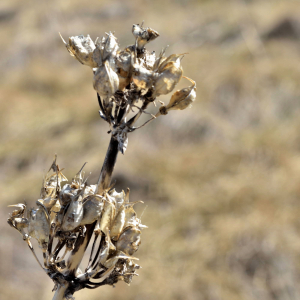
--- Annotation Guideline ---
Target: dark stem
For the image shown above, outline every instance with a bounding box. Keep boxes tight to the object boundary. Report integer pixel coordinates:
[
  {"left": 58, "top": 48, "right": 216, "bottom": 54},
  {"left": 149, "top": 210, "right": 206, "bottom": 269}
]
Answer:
[{"left": 96, "top": 136, "right": 119, "bottom": 194}]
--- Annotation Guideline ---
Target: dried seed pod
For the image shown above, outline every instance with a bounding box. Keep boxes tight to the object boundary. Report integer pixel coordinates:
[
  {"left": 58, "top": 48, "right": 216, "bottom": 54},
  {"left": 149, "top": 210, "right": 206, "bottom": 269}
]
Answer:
[
  {"left": 165, "top": 77, "right": 196, "bottom": 111},
  {"left": 99, "top": 199, "right": 116, "bottom": 235},
  {"left": 103, "top": 32, "right": 119, "bottom": 61},
  {"left": 83, "top": 184, "right": 97, "bottom": 197},
  {"left": 157, "top": 53, "right": 186, "bottom": 73},
  {"left": 117, "top": 69, "right": 131, "bottom": 91},
  {"left": 61, "top": 195, "right": 84, "bottom": 232},
  {"left": 143, "top": 50, "right": 156, "bottom": 70},
  {"left": 109, "top": 189, "right": 125, "bottom": 211},
  {"left": 110, "top": 205, "right": 125, "bottom": 241},
  {"left": 28, "top": 208, "right": 50, "bottom": 246},
  {"left": 93, "top": 61, "right": 119, "bottom": 100},
  {"left": 123, "top": 205, "right": 139, "bottom": 230},
  {"left": 132, "top": 24, "right": 159, "bottom": 50},
  {"left": 116, "top": 227, "right": 141, "bottom": 256},
  {"left": 59, "top": 184, "right": 78, "bottom": 206},
  {"left": 116, "top": 50, "right": 132, "bottom": 73},
  {"left": 38, "top": 197, "right": 56, "bottom": 211},
  {"left": 132, "top": 63, "right": 154, "bottom": 90},
  {"left": 153, "top": 55, "right": 183, "bottom": 97},
  {"left": 116, "top": 50, "right": 132, "bottom": 90},
  {"left": 93, "top": 37, "right": 105, "bottom": 67},
  {"left": 80, "top": 196, "right": 103, "bottom": 226},
  {"left": 60, "top": 33, "right": 97, "bottom": 68}
]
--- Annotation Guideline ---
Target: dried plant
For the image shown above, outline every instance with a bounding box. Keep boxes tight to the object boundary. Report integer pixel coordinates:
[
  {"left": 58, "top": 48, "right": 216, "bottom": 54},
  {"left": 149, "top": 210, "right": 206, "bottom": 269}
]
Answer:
[{"left": 7, "top": 23, "right": 196, "bottom": 300}]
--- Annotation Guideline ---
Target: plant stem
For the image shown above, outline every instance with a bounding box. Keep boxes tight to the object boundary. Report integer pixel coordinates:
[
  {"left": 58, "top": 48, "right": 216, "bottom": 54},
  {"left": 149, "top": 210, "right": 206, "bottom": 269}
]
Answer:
[
  {"left": 52, "top": 284, "right": 68, "bottom": 300},
  {"left": 96, "top": 136, "right": 119, "bottom": 194},
  {"left": 52, "top": 135, "right": 119, "bottom": 300}
]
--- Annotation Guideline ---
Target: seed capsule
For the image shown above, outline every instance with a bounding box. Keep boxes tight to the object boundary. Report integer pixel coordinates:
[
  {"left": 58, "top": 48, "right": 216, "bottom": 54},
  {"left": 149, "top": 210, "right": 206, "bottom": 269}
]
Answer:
[
  {"left": 103, "top": 32, "right": 119, "bottom": 62},
  {"left": 116, "top": 227, "right": 141, "bottom": 256},
  {"left": 61, "top": 195, "right": 84, "bottom": 232},
  {"left": 132, "top": 24, "right": 159, "bottom": 50},
  {"left": 156, "top": 53, "right": 186, "bottom": 73},
  {"left": 153, "top": 55, "right": 183, "bottom": 97},
  {"left": 123, "top": 205, "right": 139, "bottom": 230},
  {"left": 110, "top": 204, "right": 126, "bottom": 241},
  {"left": 60, "top": 33, "right": 97, "bottom": 68},
  {"left": 165, "top": 77, "right": 196, "bottom": 111},
  {"left": 28, "top": 208, "right": 50, "bottom": 246},
  {"left": 38, "top": 197, "right": 56, "bottom": 211},
  {"left": 116, "top": 50, "right": 132, "bottom": 90},
  {"left": 59, "top": 184, "right": 78, "bottom": 206},
  {"left": 80, "top": 196, "right": 103, "bottom": 226},
  {"left": 132, "top": 63, "right": 154, "bottom": 90},
  {"left": 99, "top": 199, "right": 116, "bottom": 235},
  {"left": 93, "top": 61, "right": 119, "bottom": 100},
  {"left": 109, "top": 189, "right": 125, "bottom": 211}
]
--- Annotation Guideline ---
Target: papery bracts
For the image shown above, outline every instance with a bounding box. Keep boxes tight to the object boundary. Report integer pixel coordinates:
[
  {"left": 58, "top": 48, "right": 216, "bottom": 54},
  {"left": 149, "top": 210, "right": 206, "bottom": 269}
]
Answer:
[
  {"left": 59, "top": 24, "right": 196, "bottom": 154},
  {"left": 8, "top": 157, "right": 146, "bottom": 292}
]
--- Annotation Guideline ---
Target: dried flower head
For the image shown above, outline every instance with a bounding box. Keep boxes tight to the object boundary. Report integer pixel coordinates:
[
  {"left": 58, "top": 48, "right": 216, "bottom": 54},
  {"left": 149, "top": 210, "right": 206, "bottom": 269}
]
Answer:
[
  {"left": 59, "top": 23, "right": 196, "bottom": 154},
  {"left": 8, "top": 157, "right": 146, "bottom": 296},
  {"left": 165, "top": 76, "right": 196, "bottom": 111}
]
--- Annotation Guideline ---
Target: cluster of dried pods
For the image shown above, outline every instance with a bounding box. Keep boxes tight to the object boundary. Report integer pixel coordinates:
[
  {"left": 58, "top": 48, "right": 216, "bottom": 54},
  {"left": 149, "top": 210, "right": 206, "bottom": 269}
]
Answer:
[
  {"left": 8, "top": 156, "right": 145, "bottom": 297},
  {"left": 8, "top": 23, "right": 196, "bottom": 300},
  {"left": 60, "top": 23, "right": 196, "bottom": 153}
]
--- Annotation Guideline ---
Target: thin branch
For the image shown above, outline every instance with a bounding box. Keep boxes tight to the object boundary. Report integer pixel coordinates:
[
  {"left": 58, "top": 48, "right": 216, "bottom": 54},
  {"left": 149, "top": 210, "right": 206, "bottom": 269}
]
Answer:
[{"left": 85, "top": 233, "right": 99, "bottom": 271}]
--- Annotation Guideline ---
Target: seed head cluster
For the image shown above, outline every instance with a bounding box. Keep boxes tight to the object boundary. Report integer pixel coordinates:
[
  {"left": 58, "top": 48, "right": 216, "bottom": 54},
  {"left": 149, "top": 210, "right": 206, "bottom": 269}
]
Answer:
[{"left": 8, "top": 24, "right": 196, "bottom": 300}]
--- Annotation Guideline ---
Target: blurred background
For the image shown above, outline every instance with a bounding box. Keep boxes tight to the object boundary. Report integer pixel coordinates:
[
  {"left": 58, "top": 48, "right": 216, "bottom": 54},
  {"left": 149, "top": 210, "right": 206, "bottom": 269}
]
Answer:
[{"left": 2, "top": 0, "right": 300, "bottom": 299}]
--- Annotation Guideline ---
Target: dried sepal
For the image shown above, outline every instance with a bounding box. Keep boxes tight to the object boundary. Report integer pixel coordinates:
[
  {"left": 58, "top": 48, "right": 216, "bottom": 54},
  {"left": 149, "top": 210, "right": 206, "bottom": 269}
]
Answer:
[
  {"left": 80, "top": 196, "right": 103, "bottom": 226},
  {"left": 132, "top": 64, "right": 154, "bottom": 91},
  {"left": 153, "top": 54, "right": 183, "bottom": 97},
  {"left": 59, "top": 184, "right": 77, "bottom": 206},
  {"left": 110, "top": 204, "right": 125, "bottom": 241},
  {"left": 110, "top": 189, "right": 126, "bottom": 210},
  {"left": 61, "top": 195, "right": 84, "bottom": 231},
  {"left": 28, "top": 207, "right": 50, "bottom": 247},
  {"left": 59, "top": 33, "right": 97, "bottom": 68},
  {"left": 116, "top": 50, "right": 132, "bottom": 90},
  {"left": 165, "top": 76, "right": 196, "bottom": 111},
  {"left": 99, "top": 198, "right": 116, "bottom": 235},
  {"left": 116, "top": 227, "right": 141, "bottom": 256},
  {"left": 93, "top": 61, "right": 119, "bottom": 100},
  {"left": 103, "top": 32, "right": 119, "bottom": 62}
]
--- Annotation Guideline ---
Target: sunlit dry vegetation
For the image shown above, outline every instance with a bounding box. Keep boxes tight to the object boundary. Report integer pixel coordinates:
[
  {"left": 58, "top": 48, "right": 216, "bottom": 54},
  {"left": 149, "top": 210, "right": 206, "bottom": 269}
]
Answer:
[{"left": 2, "top": 0, "right": 300, "bottom": 299}]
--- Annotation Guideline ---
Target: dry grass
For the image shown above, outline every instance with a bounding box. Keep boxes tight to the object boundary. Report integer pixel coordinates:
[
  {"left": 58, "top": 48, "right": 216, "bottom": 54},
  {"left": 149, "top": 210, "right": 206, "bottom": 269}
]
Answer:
[{"left": 1, "top": 0, "right": 300, "bottom": 299}]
